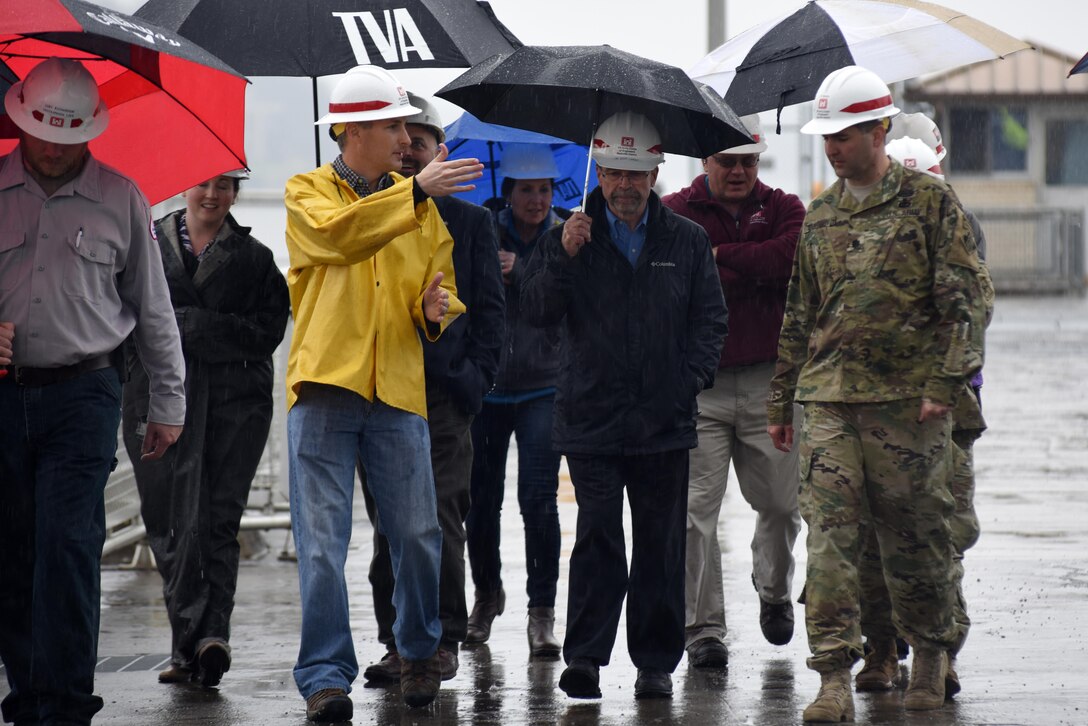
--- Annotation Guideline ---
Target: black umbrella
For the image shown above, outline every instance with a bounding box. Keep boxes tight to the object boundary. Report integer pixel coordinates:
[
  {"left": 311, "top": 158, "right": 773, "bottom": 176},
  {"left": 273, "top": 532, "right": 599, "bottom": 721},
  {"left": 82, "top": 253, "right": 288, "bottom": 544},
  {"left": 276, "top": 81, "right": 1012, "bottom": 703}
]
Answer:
[
  {"left": 135, "top": 0, "right": 521, "bottom": 165},
  {"left": 435, "top": 45, "right": 751, "bottom": 162}
]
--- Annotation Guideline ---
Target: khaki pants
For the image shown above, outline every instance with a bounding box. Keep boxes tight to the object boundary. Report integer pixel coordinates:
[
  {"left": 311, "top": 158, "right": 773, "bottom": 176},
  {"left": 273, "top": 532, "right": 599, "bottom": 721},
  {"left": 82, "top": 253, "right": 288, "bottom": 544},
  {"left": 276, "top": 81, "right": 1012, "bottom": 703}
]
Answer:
[{"left": 684, "top": 362, "right": 802, "bottom": 647}]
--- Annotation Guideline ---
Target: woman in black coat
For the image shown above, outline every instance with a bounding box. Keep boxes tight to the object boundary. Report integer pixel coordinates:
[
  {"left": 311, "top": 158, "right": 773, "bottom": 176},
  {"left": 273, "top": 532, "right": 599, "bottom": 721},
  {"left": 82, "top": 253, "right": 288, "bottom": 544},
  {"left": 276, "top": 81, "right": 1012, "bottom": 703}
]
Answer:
[{"left": 121, "top": 172, "right": 290, "bottom": 688}]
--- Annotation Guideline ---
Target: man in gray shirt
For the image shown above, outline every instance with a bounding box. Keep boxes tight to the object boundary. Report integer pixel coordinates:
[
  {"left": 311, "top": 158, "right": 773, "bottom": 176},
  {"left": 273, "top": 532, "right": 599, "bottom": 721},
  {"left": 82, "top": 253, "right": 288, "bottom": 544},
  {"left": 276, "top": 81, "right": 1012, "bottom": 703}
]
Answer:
[{"left": 0, "top": 58, "right": 185, "bottom": 726}]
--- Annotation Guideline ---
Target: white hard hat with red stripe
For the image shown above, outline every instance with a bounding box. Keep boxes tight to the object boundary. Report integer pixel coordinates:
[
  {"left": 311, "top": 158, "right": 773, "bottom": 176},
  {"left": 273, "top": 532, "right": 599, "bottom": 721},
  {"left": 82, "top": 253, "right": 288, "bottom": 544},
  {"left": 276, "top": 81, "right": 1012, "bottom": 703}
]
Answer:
[
  {"left": 886, "top": 137, "right": 944, "bottom": 181},
  {"left": 591, "top": 111, "right": 664, "bottom": 171},
  {"left": 801, "top": 65, "right": 900, "bottom": 135},
  {"left": 887, "top": 112, "right": 946, "bottom": 161},
  {"left": 4, "top": 57, "right": 108, "bottom": 144},
  {"left": 316, "top": 65, "right": 420, "bottom": 127},
  {"left": 718, "top": 114, "right": 767, "bottom": 155}
]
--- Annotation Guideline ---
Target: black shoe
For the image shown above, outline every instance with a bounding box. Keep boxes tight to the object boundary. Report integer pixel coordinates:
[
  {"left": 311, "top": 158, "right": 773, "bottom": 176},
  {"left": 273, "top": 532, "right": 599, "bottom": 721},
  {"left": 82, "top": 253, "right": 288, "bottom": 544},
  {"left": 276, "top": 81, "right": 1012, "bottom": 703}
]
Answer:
[
  {"left": 196, "top": 640, "right": 231, "bottom": 688},
  {"left": 634, "top": 669, "right": 673, "bottom": 699},
  {"left": 305, "top": 688, "right": 352, "bottom": 722},
  {"left": 438, "top": 647, "right": 459, "bottom": 681},
  {"left": 527, "top": 606, "right": 561, "bottom": 659},
  {"left": 559, "top": 657, "right": 601, "bottom": 699},
  {"left": 759, "top": 598, "right": 795, "bottom": 646},
  {"left": 363, "top": 650, "right": 401, "bottom": 686},
  {"left": 687, "top": 637, "right": 729, "bottom": 669}
]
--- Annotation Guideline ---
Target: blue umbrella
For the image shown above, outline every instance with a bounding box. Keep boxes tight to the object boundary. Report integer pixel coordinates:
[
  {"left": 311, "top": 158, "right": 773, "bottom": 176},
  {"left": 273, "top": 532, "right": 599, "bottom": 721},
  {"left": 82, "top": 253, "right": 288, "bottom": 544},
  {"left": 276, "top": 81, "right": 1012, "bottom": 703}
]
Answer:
[{"left": 443, "top": 111, "right": 596, "bottom": 209}]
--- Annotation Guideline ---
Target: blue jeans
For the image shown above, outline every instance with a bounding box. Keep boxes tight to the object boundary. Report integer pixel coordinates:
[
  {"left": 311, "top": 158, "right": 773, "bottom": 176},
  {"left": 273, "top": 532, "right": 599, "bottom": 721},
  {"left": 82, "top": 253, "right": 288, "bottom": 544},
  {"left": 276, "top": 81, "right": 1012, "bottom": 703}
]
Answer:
[
  {"left": 288, "top": 384, "right": 442, "bottom": 698},
  {"left": 467, "top": 394, "right": 561, "bottom": 607},
  {"left": 0, "top": 368, "right": 122, "bottom": 726}
]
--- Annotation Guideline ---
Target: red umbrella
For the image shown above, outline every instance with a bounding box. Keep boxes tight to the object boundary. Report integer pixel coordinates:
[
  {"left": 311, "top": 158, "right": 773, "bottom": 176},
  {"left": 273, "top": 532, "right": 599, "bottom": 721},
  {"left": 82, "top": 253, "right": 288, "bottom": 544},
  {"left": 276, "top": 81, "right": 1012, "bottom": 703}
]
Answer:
[{"left": 0, "top": 0, "right": 247, "bottom": 205}]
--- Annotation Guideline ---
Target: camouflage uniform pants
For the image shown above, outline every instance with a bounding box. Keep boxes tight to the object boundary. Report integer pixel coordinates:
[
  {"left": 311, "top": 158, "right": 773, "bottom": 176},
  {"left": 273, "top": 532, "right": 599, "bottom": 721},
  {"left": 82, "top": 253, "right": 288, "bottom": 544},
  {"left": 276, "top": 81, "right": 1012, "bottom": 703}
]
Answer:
[
  {"left": 859, "top": 427, "right": 982, "bottom": 654},
  {"left": 798, "top": 399, "right": 959, "bottom": 673}
]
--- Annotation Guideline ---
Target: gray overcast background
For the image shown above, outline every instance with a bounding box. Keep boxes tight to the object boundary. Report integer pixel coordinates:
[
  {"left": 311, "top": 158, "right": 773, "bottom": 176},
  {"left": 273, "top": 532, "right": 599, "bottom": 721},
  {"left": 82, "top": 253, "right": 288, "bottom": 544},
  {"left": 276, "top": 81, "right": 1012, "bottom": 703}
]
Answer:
[{"left": 96, "top": 0, "right": 1085, "bottom": 261}]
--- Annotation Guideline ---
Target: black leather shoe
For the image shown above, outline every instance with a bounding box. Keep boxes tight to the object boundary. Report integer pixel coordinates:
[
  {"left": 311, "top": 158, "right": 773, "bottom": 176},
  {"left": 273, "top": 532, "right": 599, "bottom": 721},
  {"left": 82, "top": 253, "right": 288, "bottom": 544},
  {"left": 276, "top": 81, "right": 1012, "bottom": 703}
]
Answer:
[
  {"left": 196, "top": 640, "right": 231, "bottom": 688},
  {"left": 559, "top": 657, "right": 601, "bottom": 699},
  {"left": 634, "top": 668, "right": 672, "bottom": 699},
  {"left": 363, "top": 650, "right": 401, "bottom": 686},
  {"left": 687, "top": 637, "right": 729, "bottom": 669},
  {"left": 759, "top": 597, "right": 795, "bottom": 646}
]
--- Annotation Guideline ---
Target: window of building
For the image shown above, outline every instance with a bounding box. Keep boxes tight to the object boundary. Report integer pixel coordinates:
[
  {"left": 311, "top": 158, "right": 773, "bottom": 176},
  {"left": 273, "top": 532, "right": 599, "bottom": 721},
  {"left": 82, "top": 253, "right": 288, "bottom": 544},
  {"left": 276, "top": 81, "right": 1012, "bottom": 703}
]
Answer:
[
  {"left": 946, "top": 106, "right": 1028, "bottom": 174},
  {"left": 1046, "top": 120, "right": 1088, "bottom": 185}
]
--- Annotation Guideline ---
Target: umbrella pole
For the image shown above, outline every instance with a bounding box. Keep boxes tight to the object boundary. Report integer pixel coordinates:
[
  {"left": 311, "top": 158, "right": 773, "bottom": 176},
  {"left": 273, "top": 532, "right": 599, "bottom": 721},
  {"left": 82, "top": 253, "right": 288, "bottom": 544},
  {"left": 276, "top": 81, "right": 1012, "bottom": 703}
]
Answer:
[
  {"left": 312, "top": 76, "right": 321, "bottom": 168},
  {"left": 488, "top": 141, "right": 497, "bottom": 200},
  {"left": 580, "top": 97, "right": 603, "bottom": 210}
]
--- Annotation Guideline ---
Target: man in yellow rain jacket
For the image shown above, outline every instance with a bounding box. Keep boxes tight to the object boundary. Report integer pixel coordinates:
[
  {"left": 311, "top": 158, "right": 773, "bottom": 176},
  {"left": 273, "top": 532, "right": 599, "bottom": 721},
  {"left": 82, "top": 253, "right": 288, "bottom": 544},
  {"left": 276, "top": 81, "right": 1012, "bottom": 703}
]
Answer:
[{"left": 282, "top": 65, "right": 482, "bottom": 721}]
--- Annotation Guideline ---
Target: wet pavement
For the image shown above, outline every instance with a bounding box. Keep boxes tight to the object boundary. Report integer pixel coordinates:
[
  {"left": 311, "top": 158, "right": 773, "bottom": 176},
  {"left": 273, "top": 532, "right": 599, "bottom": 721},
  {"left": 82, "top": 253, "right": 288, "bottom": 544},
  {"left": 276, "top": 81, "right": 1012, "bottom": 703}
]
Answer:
[{"left": 5, "top": 294, "right": 1088, "bottom": 725}]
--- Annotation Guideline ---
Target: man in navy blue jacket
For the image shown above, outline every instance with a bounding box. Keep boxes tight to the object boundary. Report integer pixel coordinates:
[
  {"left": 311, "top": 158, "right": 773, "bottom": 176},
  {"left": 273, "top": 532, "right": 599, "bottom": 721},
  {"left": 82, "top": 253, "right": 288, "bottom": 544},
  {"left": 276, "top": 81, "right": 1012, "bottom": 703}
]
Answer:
[
  {"left": 359, "top": 94, "right": 506, "bottom": 685},
  {"left": 521, "top": 112, "right": 727, "bottom": 701}
]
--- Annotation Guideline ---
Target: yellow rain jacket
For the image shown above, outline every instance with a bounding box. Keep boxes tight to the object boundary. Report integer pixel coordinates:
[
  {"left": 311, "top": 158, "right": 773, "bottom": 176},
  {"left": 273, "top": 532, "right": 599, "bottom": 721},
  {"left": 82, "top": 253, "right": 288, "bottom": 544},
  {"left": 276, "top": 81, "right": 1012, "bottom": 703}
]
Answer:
[{"left": 284, "top": 166, "right": 465, "bottom": 417}]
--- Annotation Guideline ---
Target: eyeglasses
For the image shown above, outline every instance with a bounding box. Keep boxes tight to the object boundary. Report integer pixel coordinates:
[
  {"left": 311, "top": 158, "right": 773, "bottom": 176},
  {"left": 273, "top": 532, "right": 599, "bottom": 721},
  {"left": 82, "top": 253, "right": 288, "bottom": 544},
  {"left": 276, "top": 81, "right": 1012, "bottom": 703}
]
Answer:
[
  {"left": 709, "top": 154, "right": 760, "bottom": 169},
  {"left": 598, "top": 169, "right": 651, "bottom": 183}
]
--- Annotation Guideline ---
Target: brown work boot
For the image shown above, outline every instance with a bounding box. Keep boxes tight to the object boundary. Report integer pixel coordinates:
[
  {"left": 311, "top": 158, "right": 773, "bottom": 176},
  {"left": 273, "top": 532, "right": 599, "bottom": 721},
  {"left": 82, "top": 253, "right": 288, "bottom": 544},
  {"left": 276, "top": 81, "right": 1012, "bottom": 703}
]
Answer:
[
  {"left": 945, "top": 654, "right": 961, "bottom": 699},
  {"left": 362, "top": 650, "right": 401, "bottom": 686},
  {"left": 157, "top": 663, "right": 194, "bottom": 684},
  {"left": 904, "top": 646, "right": 948, "bottom": 710},
  {"left": 464, "top": 588, "right": 505, "bottom": 644},
  {"left": 855, "top": 639, "right": 900, "bottom": 691},
  {"left": 527, "top": 606, "right": 561, "bottom": 659},
  {"left": 305, "top": 688, "right": 352, "bottom": 722},
  {"left": 802, "top": 669, "right": 854, "bottom": 723},
  {"left": 401, "top": 651, "right": 441, "bottom": 708}
]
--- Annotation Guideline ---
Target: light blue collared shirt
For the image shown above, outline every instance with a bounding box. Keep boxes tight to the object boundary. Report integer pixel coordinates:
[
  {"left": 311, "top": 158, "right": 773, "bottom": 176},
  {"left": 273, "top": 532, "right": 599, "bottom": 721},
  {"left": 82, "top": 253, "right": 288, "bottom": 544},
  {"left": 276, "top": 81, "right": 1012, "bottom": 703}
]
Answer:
[{"left": 604, "top": 205, "right": 648, "bottom": 267}]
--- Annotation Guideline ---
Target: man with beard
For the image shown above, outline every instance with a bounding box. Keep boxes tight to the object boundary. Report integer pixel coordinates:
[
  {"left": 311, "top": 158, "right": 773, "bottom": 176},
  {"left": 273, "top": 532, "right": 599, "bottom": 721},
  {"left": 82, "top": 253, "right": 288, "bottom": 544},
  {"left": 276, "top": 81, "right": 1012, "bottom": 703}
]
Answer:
[{"left": 521, "top": 111, "right": 727, "bottom": 700}]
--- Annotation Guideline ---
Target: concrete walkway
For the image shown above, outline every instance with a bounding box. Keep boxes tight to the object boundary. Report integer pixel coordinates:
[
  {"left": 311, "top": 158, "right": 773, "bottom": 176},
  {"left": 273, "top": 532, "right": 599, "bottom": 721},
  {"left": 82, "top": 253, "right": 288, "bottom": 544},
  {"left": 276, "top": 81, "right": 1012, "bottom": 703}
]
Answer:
[{"left": 4, "top": 294, "right": 1087, "bottom": 725}]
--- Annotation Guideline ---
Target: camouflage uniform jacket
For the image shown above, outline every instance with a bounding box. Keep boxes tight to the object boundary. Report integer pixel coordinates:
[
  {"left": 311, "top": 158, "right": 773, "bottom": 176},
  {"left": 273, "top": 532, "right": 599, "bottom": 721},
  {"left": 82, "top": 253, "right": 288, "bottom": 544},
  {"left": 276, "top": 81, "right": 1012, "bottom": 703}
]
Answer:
[{"left": 767, "top": 161, "right": 984, "bottom": 426}]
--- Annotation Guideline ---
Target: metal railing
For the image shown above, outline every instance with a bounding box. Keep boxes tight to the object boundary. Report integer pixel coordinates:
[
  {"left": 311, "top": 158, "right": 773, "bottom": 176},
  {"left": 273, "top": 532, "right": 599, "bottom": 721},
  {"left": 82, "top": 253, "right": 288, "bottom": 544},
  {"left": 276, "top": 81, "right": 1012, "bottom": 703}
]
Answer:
[
  {"left": 102, "top": 334, "right": 292, "bottom": 561},
  {"left": 974, "top": 207, "right": 1085, "bottom": 295}
]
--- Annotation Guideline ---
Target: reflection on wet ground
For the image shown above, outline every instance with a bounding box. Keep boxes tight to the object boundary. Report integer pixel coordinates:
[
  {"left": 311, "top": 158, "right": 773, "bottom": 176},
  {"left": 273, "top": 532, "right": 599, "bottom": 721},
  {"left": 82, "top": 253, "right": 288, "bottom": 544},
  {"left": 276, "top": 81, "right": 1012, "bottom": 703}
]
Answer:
[{"left": 3, "top": 296, "right": 1087, "bottom": 724}]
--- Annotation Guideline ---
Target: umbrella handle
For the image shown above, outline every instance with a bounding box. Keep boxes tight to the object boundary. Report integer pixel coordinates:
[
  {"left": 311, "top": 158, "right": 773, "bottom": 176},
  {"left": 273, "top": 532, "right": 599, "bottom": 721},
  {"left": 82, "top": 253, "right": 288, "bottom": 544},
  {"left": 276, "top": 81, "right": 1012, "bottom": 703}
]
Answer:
[{"left": 580, "top": 148, "right": 592, "bottom": 211}]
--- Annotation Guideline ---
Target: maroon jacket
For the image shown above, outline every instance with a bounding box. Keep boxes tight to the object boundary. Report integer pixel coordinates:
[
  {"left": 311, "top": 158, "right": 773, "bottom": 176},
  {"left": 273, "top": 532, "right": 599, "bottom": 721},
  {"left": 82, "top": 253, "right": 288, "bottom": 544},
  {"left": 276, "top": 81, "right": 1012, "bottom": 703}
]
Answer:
[{"left": 662, "top": 176, "right": 804, "bottom": 368}]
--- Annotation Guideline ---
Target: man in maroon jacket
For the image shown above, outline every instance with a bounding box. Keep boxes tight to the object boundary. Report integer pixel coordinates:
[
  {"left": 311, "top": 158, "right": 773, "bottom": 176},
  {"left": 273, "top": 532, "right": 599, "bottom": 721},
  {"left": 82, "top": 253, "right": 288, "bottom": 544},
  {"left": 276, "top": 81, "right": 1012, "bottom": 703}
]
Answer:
[{"left": 662, "top": 115, "right": 805, "bottom": 669}]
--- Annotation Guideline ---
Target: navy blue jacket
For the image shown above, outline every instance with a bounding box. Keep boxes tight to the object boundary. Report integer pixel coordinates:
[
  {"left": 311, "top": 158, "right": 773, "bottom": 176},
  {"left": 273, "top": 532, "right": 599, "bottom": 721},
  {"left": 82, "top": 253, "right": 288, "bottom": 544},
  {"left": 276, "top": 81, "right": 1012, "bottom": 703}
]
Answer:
[
  {"left": 424, "top": 196, "right": 506, "bottom": 415},
  {"left": 520, "top": 188, "right": 728, "bottom": 455}
]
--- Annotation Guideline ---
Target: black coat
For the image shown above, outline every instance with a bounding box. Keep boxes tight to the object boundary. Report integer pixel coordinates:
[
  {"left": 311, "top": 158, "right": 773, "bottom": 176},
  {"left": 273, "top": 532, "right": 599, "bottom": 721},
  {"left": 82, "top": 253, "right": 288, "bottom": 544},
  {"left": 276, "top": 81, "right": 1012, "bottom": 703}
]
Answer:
[
  {"left": 520, "top": 189, "right": 728, "bottom": 456},
  {"left": 492, "top": 207, "right": 566, "bottom": 392},
  {"left": 426, "top": 196, "right": 506, "bottom": 415},
  {"left": 120, "top": 210, "right": 290, "bottom": 661}
]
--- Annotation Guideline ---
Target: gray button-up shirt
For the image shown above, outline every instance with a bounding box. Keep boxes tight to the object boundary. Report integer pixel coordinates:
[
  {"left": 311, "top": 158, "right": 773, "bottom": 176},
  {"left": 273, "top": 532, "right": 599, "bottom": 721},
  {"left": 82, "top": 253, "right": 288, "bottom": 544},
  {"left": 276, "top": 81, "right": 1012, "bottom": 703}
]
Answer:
[{"left": 0, "top": 147, "right": 185, "bottom": 425}]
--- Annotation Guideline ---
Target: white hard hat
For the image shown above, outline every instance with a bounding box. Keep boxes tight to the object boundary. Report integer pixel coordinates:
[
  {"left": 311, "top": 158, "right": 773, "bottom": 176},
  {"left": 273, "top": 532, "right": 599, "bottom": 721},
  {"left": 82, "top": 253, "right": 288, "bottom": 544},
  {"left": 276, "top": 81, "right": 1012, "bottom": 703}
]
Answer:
[
  {"left": 801, "top": 65, "right": 900, "bottom": 136},
  {"left": 316, "top": 65, "right": 419, "bottom": 126},
  {"left": 591, "top": 111, "right": 664, "bottom": 172},
  {"left": 718, "top": 114, "right": 767, "bottom": 155},
  {"left": 405, "top": 92, "right": 445, "bottom": 143},
  {"left": 223, "top": 168, "right": 250, "bottom": 179},
  {"left": 888, "top": 112, "right": 946, "bottom": 161},
  {"left": 501, "top": 143, "right": 558, "bottom": 180},
  {"left": 4, "top": 58, "right": 109, "bottom": 144},
  {"left": 886, "top": 137, "right": 944, "bottom": 181}
]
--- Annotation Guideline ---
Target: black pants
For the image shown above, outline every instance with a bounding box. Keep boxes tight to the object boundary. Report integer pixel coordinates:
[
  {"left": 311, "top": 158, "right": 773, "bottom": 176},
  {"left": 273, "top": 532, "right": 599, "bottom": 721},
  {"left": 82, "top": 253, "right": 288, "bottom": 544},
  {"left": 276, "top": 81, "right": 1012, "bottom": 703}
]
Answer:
[
  {"left": 563, "top": 450, "right": 688, "bottom": 672},
  {"left": 362, "top": 382, "right": 473, "bottom": 651}
]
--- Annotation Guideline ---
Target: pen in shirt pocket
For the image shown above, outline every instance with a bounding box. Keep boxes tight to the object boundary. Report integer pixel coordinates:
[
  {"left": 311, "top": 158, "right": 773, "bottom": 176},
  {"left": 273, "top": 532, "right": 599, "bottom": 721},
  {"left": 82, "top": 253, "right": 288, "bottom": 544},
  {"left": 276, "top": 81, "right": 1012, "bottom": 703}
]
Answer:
[{"left": 76, "top": 226, "right": 83, "bottom": 249}]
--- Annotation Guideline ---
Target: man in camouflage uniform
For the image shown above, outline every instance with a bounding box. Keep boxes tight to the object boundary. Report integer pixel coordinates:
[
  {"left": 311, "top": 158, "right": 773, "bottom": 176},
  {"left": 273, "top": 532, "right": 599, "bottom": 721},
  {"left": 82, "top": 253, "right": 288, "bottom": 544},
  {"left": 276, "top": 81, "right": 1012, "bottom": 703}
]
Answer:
[
  {"left": 765, "top": 66, "right": 986, "bottom": 722},
  {"left": 856, "top": 127, "right": 995, "bottom": 698}
]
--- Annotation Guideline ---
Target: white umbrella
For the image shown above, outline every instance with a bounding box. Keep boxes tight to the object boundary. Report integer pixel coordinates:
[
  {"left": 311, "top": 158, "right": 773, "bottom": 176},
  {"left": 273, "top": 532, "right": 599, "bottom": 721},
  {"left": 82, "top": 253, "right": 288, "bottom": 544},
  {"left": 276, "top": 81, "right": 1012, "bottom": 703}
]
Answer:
[{"left": 690, "top": 0, "right": 1031, "bottom": 129}]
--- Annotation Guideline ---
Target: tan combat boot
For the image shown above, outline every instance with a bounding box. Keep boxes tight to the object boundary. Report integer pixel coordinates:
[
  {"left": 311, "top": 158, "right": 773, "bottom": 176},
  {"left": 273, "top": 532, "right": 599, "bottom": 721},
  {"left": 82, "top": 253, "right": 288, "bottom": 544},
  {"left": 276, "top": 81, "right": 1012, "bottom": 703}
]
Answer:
[
  {"left": 904, "top": 646, "right": 948, "bottom": 710},
  {"left": 855, "top": 639, "right": 900, "bottom": 691},
  {"left": 802, "top": 669, "right": 854, "bottom": 723}
]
